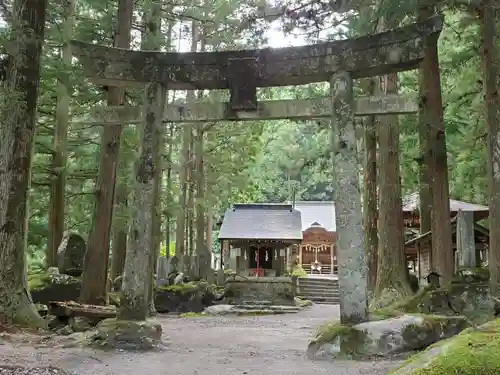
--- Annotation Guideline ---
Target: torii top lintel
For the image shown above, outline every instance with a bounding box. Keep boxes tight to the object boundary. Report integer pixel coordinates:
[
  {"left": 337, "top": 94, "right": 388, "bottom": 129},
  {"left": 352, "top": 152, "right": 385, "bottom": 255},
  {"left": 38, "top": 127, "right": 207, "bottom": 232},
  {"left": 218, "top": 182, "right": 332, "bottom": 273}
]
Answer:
[{"left": 71, "top": 15, "right": 443, "bottom": 91}]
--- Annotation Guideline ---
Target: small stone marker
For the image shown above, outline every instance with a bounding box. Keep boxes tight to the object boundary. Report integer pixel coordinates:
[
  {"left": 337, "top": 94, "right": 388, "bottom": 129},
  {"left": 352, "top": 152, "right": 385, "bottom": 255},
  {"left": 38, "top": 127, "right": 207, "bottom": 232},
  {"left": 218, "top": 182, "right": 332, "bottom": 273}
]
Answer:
[
  {"left": 57, "top": 232, "right": 86, "bottom": 276},
  {"left": 425, "top": 271, "right": 441, "bottom": 288}
]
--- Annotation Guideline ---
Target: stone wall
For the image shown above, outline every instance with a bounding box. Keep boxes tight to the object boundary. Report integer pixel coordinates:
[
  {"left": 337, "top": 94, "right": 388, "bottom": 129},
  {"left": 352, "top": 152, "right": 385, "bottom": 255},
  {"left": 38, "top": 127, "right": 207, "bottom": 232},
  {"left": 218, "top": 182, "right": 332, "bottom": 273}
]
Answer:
[{"left": 224, "top": 276, "right": 296, "bottom": 305}]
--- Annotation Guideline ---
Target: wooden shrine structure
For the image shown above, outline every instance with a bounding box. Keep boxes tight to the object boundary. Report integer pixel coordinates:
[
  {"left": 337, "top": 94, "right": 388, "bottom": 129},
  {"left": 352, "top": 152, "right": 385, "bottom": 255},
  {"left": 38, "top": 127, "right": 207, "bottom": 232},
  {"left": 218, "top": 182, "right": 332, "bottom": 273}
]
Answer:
[
  {"left": 300, "top": 222, "right": 337, "bottom": 275},
  {"left": 218, "top": 204, "right": 302, "bottom": 277},
  {"left": 69, "top": 15, "right": 444, "bottom": 324}
]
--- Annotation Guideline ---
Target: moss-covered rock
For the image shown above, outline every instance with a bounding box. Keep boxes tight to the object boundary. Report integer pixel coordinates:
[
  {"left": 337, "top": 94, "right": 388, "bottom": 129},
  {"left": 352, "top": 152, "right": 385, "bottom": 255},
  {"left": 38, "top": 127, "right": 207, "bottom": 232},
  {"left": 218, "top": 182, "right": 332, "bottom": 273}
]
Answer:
[
  {"left": 389, "top": 318, "right": 500, "bottom": 375},
  {"left": 85, "top": 318, "right": 162, "bottom": 351},
  {"left": 376, "top": 269, "right": 495, "bottom": 324},
  {"left": 295, "top": 296, "right": 313, "bottom": 308},
  {"left": 307, "top": 314, "right": 469, "bottom": 360},
  {"left": 29, "top": 270, "right": 81, "bottom": 306},
  {"left": 154, "top": 281, "right": 217, "bottom": 313},
  {"left": 224, "top": 277, "right": 295, "bottom": 306}
]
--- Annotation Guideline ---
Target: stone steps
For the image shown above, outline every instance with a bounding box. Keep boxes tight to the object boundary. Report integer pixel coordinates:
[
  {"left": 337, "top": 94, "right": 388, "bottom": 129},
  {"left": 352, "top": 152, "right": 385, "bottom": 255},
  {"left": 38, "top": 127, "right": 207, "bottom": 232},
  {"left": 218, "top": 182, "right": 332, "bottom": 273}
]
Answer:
[
  {"left": 205, "top": 304, "right": 301, "bottom": 315},
  {"left": 297, "top": 277, "right": 340, "bottom": 305},
  {"left": 233, "top": 305, "right": 301, "bottom": 313}
]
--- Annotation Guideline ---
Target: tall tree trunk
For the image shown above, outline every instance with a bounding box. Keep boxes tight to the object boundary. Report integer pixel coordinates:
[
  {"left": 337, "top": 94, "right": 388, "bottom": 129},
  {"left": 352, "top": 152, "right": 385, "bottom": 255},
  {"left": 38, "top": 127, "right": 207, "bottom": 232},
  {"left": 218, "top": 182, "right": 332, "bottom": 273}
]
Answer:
[
  {"left": 419, "top": 6, "right": 454, "bottom": 284},
  {"left": 373, "top": 70, "right": 411, "bottom": 306},
  {"left": 80, "top": 0, "right": 134, "bottom": 305},
  {"left": 110, "top": 183, "right": 127, "bottom": 286},
  {"left": 194, "top": 122, "right": 205, "bottom": 279},
  {"left": 0, "top": 0, "right": 48, "bottom": 328},
  {"left": 47, "top": 0, "right": 75, "bottom": 267},
  {"left": 371, "top": 13, "right": 410, "bottom": 306},
  {"left": 479, "top": 0, "right": 500, "bottom": 296},
  {"left": 174, "top": 123, "right": 190, "bottom": 273},
  {"left": 175, "top": 21, "right": 197, "bottom": 274},
  {"left": 363, "top": 78, "right": 378, "bottom": 294},
  {"left": 194, "top": 29, "right": 208, "bottom": 279},
  {"left": 165, "top": 123, "right": 174, "bottom": 257},
  {"left": 417, "top": 51, "right": 433, "bottom": 237},
  {"left": 187, "top": 126, "right": 195, "bottom": 261}
]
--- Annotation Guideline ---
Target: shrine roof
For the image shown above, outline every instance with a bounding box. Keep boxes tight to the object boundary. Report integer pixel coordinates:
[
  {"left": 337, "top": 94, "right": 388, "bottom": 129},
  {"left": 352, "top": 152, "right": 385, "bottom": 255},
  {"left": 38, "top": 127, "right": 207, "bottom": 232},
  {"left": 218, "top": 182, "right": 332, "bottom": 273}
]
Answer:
[
  {"left": 290, "top": 201, "right": 336, "bottom": 231},
  {"left": 402, "top": 192, "right": 488, "bottom": 214},
  {"left": 218, "top": 203, "right": 302, "bottom": 241}
]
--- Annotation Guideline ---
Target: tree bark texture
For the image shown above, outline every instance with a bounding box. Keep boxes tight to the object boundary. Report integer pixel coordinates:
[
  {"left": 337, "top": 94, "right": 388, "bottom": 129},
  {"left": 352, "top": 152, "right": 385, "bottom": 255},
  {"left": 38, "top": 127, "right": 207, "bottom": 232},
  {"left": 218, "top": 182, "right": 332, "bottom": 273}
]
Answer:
[
  {"left": 165, "top": 124, "right": 174, "bottom": 257},
  {"left": 419, "top": 7, "right": 454, "bottom": 284},
  {"left": 363, "top": 78, "right": 379, "bottom": 294},
  {"left": 0, "top": 0, "right": 48, "bottom": 328},
  {"left": 373, "top": 71, "right": 411, "bottom": 305},
  {"left": 175, "top": 22, "right": 198, "bottom": 273},
  {"left": 110, "top": 183, "right": 128, "bottom": 284},
  {"left": 194, "top": 123, "right": 206, "bottom": 279},
  {"left": 479, "top": 0, "right": 500, "bottom": 296},
  {"left": 80, "top": 0, "right": 134, "bottom": 305},
  {"left": 119, "top": 83, "right": 166, "bottom": 321},
  {"left": 47, "top": 0, "right": 75, "bottom": 267},
  {"left": 174, "top": 123, "right": 191, "bottom": 272},
  {"left": 417, "top": 6, "right": 435, "bottom": 242},
  {"left": 331, "top": 71, "right": 368, "bottom": 325}
]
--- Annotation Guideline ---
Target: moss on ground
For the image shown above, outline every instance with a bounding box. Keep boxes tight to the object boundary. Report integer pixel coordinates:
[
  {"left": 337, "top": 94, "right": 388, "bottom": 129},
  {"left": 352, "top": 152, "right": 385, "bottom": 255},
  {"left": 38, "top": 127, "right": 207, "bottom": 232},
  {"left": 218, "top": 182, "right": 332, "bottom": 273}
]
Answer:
[
  {"left": 390, "top": 319, "right": 500, "bottom": 375},
  {"left": 295, "top": 296, "right": 312, "bottom": 308},
  {"left": 28, "top": 270, "right": 81, "bottom": 291},
  {"left": 179, "top": 312, "right": 206, "bottom": 318},
  {"left": 157, "top": 283, "right": 197, "bottom": 294}
]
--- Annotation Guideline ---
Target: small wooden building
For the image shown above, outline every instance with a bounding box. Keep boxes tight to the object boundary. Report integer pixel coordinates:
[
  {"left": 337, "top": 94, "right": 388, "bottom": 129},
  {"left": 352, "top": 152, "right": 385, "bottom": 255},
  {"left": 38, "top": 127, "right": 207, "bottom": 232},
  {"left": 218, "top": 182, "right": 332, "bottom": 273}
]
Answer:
[
  {"left": 402, "top": 192, "right": 489, "bottom": 228},
  {"left": 218, "top": 203, "right": 303, "bottom": 277},
  {"left": 405, "top": 215, "right": 489, "bottom": 285}
]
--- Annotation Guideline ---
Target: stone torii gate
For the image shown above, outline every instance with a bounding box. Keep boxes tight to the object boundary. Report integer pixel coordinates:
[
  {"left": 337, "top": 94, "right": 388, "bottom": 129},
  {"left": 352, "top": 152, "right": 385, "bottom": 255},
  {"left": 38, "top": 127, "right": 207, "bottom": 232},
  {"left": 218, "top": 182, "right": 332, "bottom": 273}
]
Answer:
[{"left": 70, "top": 15, "right": 443, "bottom": 324}]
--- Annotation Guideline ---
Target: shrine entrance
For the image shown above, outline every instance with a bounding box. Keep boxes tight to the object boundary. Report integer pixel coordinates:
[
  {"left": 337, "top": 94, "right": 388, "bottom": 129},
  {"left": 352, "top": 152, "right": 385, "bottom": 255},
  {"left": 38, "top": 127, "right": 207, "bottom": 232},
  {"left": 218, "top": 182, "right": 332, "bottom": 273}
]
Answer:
[
  {"left": 70, "top": 15, "right": 444, "bottom": 324},
  {"left": 300, "top": 223, "right": 336, "bottom": 275}
]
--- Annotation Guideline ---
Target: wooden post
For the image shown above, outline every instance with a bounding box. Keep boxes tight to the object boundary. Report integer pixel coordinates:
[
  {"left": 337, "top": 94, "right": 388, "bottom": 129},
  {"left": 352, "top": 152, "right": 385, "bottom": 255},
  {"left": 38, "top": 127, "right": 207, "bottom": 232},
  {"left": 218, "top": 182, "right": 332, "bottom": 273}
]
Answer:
[
  {"left": 331, "top": 71, "right": 368, "bottom": 324},
  {"left": 457, "top": 210, "right": 476, "bottom": 269},
  {"left": 330, "top": 245, "right": 334, "bottom": 275}
]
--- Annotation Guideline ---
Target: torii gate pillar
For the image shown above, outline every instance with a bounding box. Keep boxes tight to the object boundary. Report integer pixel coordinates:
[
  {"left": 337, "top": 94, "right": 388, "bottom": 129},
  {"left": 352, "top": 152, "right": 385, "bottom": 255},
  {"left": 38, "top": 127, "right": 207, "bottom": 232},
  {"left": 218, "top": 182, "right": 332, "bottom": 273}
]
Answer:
[{"left": 331, "top": 71, "right": 368, "bottom": 324}]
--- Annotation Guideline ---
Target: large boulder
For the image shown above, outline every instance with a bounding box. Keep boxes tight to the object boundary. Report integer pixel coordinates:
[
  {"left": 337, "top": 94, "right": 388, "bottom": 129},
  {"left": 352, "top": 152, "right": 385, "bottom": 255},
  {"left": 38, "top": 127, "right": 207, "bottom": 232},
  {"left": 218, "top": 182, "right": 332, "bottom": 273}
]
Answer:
[
  {"left": 29, "top": 270, "right": 81, "bottom": 306},
  {"left": 390, "top": 318, "right": 500, "bottom": 375},
  {"left": 84, "top": 318, "right": 162, "bottom": 351},
  {"left": 154, "top": 282, "right": 218, "bottom": 313},
  {"left": 224, "top": 276, "right": 295, "bottom": 306},
  {"left": 380, "top": 268, "right": 496, "bottom": 323},
  {"left": 307, "top": 314, "right": 469, "bottom": 360}
]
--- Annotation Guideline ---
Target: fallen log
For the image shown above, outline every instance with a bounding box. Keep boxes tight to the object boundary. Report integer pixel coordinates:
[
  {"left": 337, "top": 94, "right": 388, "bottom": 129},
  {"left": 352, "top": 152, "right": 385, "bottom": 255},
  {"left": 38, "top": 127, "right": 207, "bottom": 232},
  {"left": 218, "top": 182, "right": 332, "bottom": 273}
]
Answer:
[{"left": 48, "top": 301, "right": 116, "bottom": 321}]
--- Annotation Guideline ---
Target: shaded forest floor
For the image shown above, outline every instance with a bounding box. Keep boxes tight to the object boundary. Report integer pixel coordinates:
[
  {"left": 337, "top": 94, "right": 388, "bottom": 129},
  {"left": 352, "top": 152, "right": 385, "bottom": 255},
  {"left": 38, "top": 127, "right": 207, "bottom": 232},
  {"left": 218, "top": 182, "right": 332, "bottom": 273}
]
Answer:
[{"left": 0, "top": 305, "right": 401, "bottom": 375}]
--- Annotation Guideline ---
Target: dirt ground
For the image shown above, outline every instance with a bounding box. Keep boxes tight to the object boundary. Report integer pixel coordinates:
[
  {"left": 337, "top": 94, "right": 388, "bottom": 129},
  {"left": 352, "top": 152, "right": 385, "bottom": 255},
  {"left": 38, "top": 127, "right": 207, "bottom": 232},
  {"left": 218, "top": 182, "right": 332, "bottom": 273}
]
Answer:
[{"left": 0, "top": 305, "right": 401, "bottom": 375}]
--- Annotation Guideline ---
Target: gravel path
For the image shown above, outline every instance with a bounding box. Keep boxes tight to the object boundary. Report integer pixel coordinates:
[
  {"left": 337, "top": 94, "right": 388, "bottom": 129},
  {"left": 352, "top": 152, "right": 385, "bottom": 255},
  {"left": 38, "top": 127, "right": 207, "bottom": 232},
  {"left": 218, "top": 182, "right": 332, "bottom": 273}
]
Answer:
[{"left": 0, "top": 305, "right": 401, "bottom": 375}]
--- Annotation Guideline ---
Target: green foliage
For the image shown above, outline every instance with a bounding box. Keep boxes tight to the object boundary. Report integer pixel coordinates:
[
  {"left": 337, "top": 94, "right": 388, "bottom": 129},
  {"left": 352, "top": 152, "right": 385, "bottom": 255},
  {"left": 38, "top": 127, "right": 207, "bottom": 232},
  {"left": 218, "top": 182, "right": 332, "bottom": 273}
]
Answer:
[{"left": 12, "top": 0, "right": 489, "bottom": 268}]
